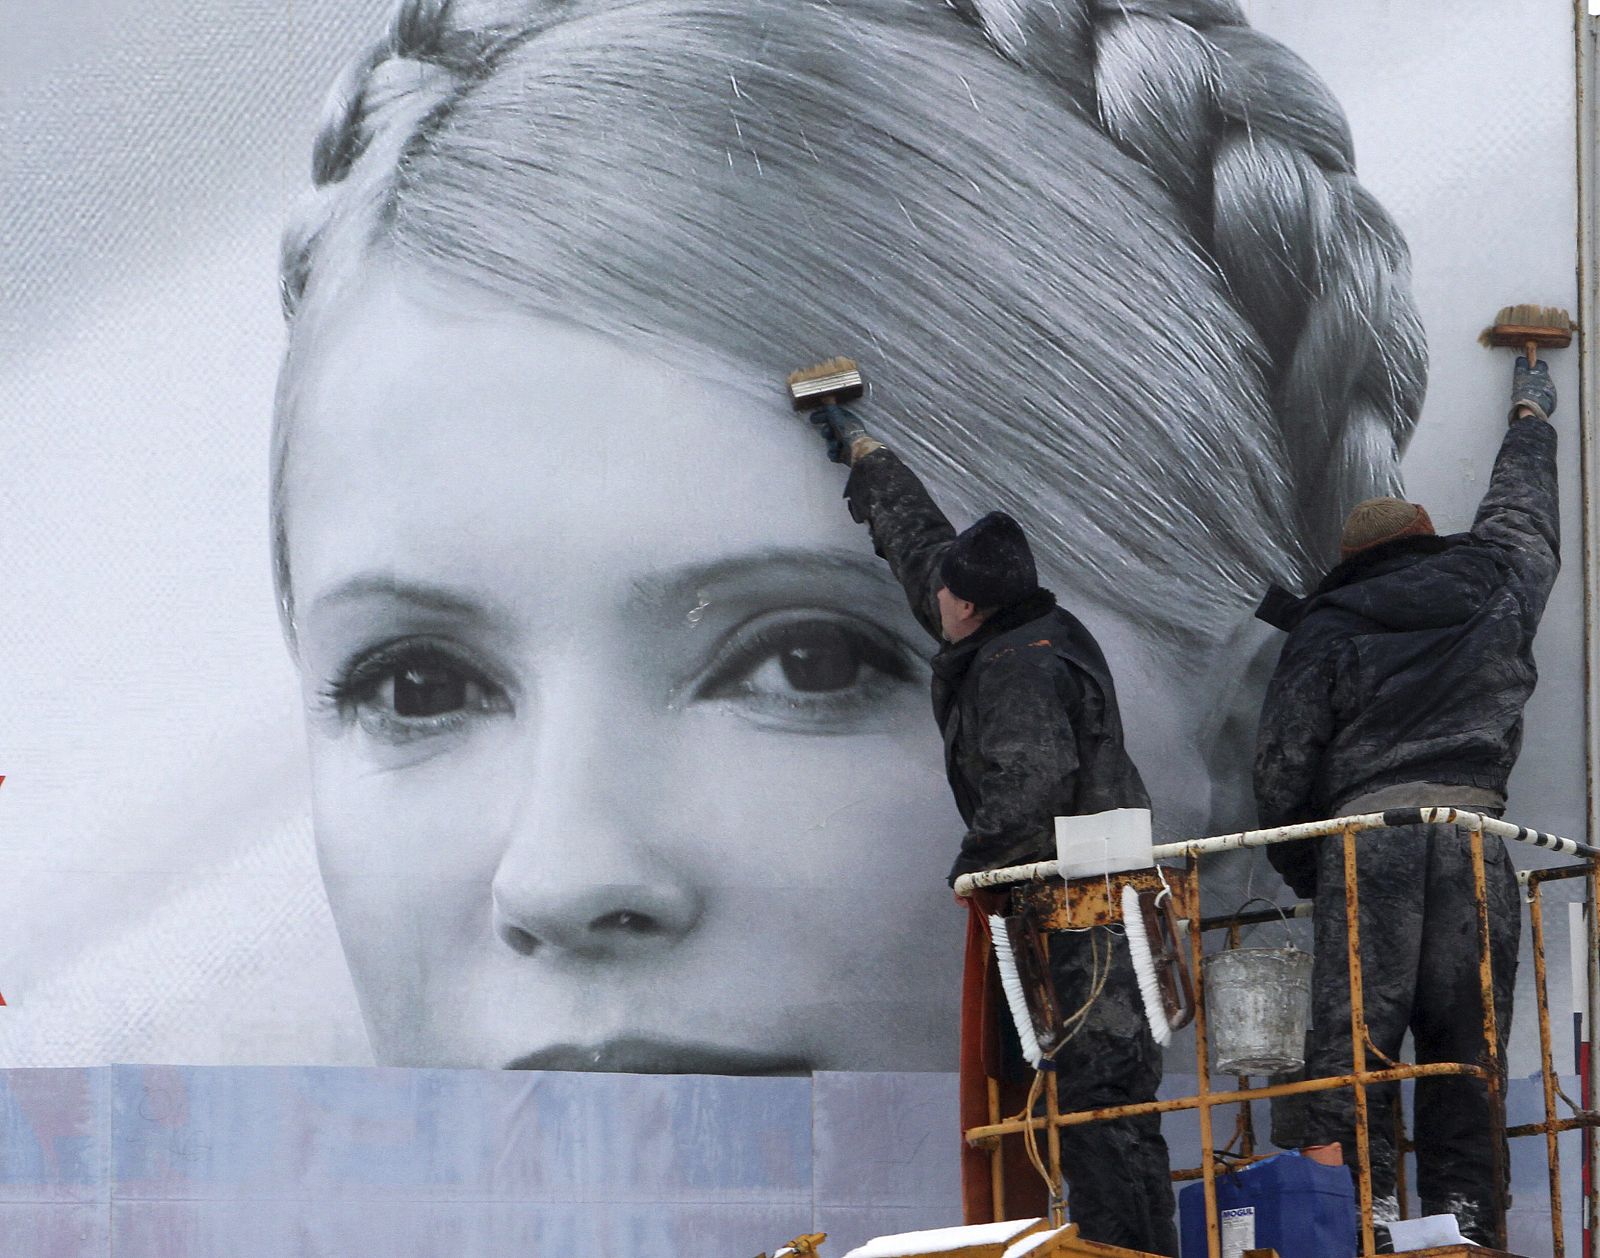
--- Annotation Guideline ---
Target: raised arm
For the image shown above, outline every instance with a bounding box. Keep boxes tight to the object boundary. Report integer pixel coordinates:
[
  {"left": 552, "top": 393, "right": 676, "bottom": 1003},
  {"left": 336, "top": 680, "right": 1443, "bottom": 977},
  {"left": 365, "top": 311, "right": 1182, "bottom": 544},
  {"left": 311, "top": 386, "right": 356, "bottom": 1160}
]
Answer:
[
  {"left": 796, "top": 401, "right": 956, "bottom": 643},
  {"left": 1470, "top": 356, "right": 1560, "bottom": 621}
]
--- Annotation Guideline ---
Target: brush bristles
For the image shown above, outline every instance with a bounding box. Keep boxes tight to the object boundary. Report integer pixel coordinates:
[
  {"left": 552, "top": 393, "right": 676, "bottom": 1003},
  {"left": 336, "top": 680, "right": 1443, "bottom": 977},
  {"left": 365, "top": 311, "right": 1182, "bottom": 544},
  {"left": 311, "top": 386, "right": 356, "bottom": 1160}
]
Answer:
[
  {"left": 1122, "top": 885, "right": 1172, "bottom": 1048},
  {"left": 988, "top": 914, "right": 1044, "bottom": 1068},
  {"left": 1492, "top": 304, "right": 1572, "bottom": 330},
  {"left": 787, "top": 355, "right": 858, "bottom": 384},
  {"left": 1482, "top": 304, "right": 1575, "bottom": 349},
  {"left": 787, "top": 356, "right": 864, "bottom": 404}
]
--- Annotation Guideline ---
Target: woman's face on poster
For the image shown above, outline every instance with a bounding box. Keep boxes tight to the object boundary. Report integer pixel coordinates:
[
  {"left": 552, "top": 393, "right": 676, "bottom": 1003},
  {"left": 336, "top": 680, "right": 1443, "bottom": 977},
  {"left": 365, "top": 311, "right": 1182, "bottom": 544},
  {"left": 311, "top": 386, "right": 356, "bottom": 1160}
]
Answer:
[{"left": 286, "top": 271, "right": 979, "bottom": 1070}]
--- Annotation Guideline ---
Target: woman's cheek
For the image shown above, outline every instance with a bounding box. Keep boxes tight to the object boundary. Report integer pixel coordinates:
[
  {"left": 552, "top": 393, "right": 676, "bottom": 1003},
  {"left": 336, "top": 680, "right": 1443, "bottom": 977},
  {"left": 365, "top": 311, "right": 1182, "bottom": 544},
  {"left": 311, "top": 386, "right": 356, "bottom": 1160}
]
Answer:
[
  {"left": 311, "top": 738, "right": 535, "bottom": 1068},
  {"left": 307, "top": 739, "right": 502, "bottom": 970},
  {"left": 681, "top": 713, "right": 954, "bottom": 886}
]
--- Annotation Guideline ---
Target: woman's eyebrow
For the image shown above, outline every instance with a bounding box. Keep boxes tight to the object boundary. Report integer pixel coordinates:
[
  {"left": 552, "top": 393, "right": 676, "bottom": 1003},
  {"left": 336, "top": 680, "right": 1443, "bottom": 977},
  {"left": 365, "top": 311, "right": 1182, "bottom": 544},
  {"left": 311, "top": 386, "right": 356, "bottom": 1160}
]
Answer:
[
  {"left": 630, "top": 547, "right": 896, "bottom": 604},
  {"left": 307, "top": 573, "right": 510, "bottom": 627}
]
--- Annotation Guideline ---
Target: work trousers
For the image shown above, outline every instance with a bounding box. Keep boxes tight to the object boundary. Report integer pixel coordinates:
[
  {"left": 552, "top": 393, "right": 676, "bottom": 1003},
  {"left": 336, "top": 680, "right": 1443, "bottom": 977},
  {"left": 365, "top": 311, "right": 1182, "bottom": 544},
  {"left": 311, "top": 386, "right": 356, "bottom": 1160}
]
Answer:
[
  {"left": 1045, "top": 926, "right": 1178, "bottom": 1256},
  {"left": 1300, "top": 823, "right": 1519, "bottom": 1245}
]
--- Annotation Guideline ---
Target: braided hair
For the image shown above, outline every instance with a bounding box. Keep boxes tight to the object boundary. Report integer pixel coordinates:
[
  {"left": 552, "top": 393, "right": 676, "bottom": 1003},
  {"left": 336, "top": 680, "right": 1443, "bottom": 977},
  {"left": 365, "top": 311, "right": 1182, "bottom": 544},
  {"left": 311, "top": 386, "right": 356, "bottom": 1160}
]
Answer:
[
  {"left": 957, "top": 0, "right": 1426, "bottom": 555},
  {"left": 275, "top": 0, "right": 1426, "bottom": 647}
]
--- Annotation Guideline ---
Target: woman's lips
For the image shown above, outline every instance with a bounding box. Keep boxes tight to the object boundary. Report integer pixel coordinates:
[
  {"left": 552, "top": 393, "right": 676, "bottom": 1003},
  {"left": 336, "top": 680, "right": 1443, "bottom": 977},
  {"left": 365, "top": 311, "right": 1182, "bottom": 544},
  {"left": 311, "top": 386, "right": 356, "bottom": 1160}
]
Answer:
[{"left": 505, "top": 1037, "right": 811, "bottom": 1075}]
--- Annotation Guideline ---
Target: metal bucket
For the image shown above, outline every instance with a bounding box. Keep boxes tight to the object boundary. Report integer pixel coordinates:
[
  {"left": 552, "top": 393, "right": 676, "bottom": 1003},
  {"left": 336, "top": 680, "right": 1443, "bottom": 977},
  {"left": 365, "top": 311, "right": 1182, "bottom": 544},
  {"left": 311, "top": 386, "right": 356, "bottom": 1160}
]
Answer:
[{"left": 1203, "top": 901, "right": 1313, "bottom": 1075}]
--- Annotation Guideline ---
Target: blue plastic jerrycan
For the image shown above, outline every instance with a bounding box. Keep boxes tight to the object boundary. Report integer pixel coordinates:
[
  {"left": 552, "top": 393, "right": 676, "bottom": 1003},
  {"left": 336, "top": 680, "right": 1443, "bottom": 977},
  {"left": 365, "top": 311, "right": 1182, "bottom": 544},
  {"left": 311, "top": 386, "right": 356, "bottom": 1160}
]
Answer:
[{"left": 1179, "top": 1150, "right": 1357, "bottom": 1258}]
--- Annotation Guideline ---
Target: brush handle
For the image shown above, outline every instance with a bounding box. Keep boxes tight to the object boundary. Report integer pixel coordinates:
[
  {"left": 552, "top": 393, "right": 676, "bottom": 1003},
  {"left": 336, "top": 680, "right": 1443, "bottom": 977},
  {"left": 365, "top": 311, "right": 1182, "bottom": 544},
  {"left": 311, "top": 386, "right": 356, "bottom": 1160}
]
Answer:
[{"left": 1526, "top": 339, "right": 1539, "bottom": 368}]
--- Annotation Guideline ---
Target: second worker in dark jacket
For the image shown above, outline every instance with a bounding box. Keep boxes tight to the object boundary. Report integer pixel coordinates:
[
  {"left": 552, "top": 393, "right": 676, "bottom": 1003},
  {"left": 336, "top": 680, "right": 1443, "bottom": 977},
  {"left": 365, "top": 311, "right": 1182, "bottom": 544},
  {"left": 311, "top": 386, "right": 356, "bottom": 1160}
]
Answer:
[
  {"left": 1253, "top": 356, "right": 1560, "bottom": 1245},
  {"left": 803, "top": 400, "right": 1175, "bottom": 1256}
]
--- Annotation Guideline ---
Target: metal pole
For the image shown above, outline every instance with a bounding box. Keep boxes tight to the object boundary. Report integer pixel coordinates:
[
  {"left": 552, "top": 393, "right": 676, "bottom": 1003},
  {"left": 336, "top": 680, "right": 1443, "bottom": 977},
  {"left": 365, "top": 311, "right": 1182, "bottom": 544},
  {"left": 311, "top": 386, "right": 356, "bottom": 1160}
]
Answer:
[
  {"left": 964, "top": 1061, "right": 1491, "bottom": 1143},
  {"left": 1189, "top": 858, "right": 1221, "bottom": 1258},
  {"left": 987, "top": 1076, "right": 1005, "bottom": 1222},
  {"left": 1587, "top": 860, "right": 1599, "bottom": 1258},
  {"left": 1045, "top": 1061, "right": 1063, "bottom": 1226},
  {"left": 1343, "top": 825, "right": 1377, "bottom": 1257},
  {"left": 1531, "top": 878, "right": 1567, "bottom": 1258},
  {"left": 955, "top": 811, "right": 1598, "bottom": 898},
  {"left": 1509, "top": 1115, "right": 1600, "bottom": 1139},
  {"left": 1575, "top": 0, "right": 1600, "bottom": 1236},
  {"left": 1469, "top": 823, "right": 1510, "bottom": 1250},
  {"left": 1149, "top": 810, "right": 1600, "bottom": 863}
]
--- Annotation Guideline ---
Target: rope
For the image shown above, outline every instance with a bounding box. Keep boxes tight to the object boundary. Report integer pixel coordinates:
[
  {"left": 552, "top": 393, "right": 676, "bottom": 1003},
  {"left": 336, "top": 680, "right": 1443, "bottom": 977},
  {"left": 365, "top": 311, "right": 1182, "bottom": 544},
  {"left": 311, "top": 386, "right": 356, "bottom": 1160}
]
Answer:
[{"left": 1006, "top": 926, "right": 1117, "bottom": 1202}]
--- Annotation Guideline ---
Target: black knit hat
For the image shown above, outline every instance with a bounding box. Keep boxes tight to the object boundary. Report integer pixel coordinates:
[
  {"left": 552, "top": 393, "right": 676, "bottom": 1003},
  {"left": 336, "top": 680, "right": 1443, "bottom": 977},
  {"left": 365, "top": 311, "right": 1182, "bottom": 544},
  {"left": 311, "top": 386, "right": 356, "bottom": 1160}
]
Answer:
[{"left": 939, "top": 512, "right": 1038, "bottom": 608}]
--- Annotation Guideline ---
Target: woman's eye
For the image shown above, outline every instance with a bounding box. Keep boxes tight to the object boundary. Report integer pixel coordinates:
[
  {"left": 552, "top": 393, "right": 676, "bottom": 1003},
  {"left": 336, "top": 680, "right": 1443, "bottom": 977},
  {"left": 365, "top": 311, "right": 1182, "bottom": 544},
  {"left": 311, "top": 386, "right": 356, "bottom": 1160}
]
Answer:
[
  {"left": 389, "top": 664, "right": 472, "bottom": 717},
  {"left": 752, "top": 621, "right": 863, "bottom": 694},
  {"left": 326, "top": 640, "right": 509, "bottom": 742},
  {"left": 694, "top": 612, "right": 917, "bottom": 725}
]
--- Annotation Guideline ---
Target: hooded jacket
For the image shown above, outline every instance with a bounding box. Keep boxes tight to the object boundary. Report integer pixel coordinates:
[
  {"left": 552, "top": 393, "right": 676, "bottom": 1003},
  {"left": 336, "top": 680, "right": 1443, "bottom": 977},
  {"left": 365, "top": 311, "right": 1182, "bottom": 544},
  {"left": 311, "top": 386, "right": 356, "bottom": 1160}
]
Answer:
[
  {"left": 1253, "top": 418, "right": 1559, "bottom": 892},
  {"left": 845, "top": 447, "right": 1150, "bottom": 882}
]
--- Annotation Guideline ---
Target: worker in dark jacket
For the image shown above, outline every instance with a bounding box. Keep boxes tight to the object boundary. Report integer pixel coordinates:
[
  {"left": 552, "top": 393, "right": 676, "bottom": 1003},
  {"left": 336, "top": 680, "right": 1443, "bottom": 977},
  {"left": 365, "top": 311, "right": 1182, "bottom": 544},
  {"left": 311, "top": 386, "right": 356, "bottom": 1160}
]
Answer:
[
  {"left": 1253, "top": 356, "right": 1560, "bottom": 1245},
  {"left": 802, "top": 400, "right": 1175, "bottom": 1256}
]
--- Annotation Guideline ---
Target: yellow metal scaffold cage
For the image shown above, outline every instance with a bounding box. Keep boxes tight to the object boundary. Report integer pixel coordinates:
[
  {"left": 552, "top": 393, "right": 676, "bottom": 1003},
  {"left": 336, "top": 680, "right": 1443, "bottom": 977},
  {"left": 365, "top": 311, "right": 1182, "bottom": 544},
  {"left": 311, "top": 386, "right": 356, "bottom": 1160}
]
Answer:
[{"left": 954, "top": 807, "right": 1600, "bottom": 1258}]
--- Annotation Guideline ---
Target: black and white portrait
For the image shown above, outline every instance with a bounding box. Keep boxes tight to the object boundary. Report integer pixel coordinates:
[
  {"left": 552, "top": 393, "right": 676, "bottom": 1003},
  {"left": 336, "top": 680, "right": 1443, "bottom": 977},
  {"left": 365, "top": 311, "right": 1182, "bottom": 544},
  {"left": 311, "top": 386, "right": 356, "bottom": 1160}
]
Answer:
[{"left": 1, "top": 0, "right": 1584, "bottom": 1086}]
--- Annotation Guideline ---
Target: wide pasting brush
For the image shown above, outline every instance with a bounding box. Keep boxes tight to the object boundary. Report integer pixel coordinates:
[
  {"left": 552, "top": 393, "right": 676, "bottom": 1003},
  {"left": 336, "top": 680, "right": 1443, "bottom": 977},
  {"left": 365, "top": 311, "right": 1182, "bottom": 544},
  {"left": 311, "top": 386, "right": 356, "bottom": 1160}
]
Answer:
[
  {"left": 786, "top": 356, "right": 864, "bottom": 410},
  {"left": 1481, "top": 304, "right": 1575, "bottom": 365}
]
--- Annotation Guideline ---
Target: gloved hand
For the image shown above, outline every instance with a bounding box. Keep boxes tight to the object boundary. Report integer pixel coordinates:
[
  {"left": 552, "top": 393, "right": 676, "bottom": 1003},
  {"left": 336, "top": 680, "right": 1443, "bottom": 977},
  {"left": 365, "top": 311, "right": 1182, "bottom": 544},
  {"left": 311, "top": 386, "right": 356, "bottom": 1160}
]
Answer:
[
  {"left": 808, "top": 402, "right": 872, "bottom": 465},
  {"left": 1510, "top": 354, "right": 1556, "bottom": 422}
]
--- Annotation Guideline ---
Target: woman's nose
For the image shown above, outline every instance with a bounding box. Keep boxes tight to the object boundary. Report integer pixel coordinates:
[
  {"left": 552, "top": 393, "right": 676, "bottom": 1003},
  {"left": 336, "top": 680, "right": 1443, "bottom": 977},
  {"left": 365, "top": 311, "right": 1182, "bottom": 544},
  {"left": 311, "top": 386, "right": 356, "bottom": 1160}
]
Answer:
[
  {"left": 489, "top": 676, "right": 703, "bottom": 959},
  {"left": 492, "top": 867, "right": 703, "bottom": 960}
]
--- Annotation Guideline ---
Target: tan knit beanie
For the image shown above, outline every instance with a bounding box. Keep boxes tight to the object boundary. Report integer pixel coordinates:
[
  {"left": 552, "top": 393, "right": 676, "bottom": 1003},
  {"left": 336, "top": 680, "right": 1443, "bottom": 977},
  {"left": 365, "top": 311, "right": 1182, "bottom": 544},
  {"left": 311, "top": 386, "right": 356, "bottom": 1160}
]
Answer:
[{"left": 1340, "top": 497, "right": 1435, "bottom": 558}]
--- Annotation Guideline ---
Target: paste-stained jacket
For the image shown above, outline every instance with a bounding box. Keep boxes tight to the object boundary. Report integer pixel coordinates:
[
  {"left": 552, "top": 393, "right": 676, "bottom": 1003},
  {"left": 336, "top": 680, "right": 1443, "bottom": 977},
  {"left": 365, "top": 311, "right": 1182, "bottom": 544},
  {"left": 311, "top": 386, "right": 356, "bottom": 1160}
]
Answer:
[
  {"left": 844, "top": 446, "right": 1150, "bottom": 883},
  {"left": 1253, "top": 418, "right": 1559, "bottom": 888}
]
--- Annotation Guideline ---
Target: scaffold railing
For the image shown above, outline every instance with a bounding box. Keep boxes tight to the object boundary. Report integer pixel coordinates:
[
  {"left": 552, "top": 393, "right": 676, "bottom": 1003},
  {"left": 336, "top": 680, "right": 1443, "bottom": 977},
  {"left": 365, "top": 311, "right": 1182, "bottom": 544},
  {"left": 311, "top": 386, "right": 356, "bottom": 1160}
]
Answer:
[{"left": 954, "top": 808, "right": 1600, "bottom": 1258}]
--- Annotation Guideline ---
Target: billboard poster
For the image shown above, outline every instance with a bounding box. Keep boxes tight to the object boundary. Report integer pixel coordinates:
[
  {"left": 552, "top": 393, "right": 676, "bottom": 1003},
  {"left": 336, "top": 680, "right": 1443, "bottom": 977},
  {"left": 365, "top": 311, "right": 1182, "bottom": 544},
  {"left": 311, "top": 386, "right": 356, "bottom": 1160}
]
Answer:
[{"left": 0, "top": 0, "right": 1586, "bottom": 1121}]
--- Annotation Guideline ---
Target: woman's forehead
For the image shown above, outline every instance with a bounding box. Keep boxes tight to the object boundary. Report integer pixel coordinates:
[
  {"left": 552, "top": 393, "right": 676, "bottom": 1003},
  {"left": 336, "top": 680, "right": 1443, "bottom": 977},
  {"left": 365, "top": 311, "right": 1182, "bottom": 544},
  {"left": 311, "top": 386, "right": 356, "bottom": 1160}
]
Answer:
[{"left": 282, "top": 273, "right": 876, "bottom": 601}]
